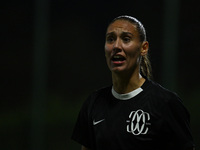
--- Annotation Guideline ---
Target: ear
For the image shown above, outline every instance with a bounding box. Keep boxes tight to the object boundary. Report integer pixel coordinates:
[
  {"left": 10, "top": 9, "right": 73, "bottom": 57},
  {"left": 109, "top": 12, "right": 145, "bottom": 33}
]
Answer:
[{"left": 141, "top": 41, "right": 149, "bottom": 56}]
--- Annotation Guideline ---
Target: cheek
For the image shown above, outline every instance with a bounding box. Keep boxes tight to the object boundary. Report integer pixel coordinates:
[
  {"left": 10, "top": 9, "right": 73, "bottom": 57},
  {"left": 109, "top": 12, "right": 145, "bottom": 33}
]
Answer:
[
  {"left": 125, "top": 46, "right": 141, "bottom": 62},
  {"left": 126, "top": 44, "right": 141, "bottom": 55},
  {"left": 104, "top": 44, "right": 112, "bottom": 57},
  {"left": 129, "top": 48, "right": 140, "bottom": 57}
]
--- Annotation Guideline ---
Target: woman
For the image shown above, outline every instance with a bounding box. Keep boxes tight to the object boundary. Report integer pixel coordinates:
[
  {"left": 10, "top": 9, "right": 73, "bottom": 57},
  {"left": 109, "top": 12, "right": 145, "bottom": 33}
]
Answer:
[{"left": 71, "top": 15, "right": 195, "bottom": 150}]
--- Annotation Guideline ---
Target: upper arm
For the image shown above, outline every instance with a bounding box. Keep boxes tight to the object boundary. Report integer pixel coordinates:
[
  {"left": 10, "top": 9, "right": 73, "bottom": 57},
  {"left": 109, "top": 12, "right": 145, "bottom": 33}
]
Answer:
[{"left": 162, "top": 96, "right": 195, "bottom": 149}]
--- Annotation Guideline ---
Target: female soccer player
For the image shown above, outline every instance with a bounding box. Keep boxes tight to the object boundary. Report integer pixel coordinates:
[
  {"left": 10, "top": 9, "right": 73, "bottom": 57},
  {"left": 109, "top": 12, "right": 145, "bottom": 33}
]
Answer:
[{"left": 72, "top": 15, "right": 195, "bottom": 150}]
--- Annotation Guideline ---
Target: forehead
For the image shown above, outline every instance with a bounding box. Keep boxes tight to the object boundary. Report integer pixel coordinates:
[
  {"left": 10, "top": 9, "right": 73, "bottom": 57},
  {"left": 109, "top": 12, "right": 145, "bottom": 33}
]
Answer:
[{"left": 106, "top": 20, "right": 137, "bottom": 34}]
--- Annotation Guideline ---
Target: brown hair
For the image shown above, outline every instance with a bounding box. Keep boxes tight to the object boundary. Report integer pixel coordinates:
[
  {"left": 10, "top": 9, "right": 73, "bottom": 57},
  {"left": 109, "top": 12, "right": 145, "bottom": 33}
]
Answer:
[{"left": 109, "top": 15, "right": 152, "bottom": 79}]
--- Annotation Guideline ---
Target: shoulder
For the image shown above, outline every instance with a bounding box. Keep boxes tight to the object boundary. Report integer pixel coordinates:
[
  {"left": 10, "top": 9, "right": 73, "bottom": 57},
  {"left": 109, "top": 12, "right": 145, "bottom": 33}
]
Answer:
[
  {"left": 146, "top": 80, "right": 190, "bottom": 116},
  {"left": 82, "top": 86, "right": 112, "bottom": 111},
  {"left": 89, "top": 85, "right": 112, "bottom": 101},
  {"left": 147, "top": 80, "right": 182, "bottom": 103},
  {"left": 142, "top": 80, "right": 187, "bottom": 113}
]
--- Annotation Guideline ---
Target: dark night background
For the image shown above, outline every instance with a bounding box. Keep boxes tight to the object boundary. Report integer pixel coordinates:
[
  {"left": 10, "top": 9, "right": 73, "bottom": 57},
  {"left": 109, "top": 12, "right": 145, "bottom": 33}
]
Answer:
[{"left": 1, "top": 0, "right": 200, "bottom": 149}]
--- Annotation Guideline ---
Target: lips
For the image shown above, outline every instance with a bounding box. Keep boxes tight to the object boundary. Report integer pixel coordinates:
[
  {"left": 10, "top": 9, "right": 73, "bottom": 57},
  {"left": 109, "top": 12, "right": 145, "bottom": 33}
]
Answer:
[{"left": 111, "top": 55, "right": 126, "bottom": 62}]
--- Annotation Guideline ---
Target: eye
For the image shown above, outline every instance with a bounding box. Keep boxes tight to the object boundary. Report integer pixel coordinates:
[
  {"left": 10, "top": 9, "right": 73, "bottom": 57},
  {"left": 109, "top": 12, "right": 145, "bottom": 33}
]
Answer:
[
  {"left": 123, "top": 36, "right": 131, "bottom": 43},
  {"left": 106, "top": 35, "right": 115, "bottom": 43}
]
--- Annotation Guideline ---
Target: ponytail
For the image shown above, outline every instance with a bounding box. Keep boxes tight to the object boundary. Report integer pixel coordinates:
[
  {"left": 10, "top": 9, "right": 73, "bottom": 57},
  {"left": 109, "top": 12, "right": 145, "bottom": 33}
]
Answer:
[{"left": 140, "top": 54, "right": 152, "bottom": 79}]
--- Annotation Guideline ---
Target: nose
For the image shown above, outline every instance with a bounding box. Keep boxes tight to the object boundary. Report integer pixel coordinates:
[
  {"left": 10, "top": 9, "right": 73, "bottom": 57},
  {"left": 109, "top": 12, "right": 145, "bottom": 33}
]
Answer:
[{"left": 113, "top": 38, "right": 122, "bottom": 52}]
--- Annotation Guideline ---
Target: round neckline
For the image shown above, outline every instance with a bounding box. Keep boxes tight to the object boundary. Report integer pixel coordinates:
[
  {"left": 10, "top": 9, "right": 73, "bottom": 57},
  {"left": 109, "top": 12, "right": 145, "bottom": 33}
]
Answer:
[{"left": 111, "top": 86, "right": 143, "bottom": 100}]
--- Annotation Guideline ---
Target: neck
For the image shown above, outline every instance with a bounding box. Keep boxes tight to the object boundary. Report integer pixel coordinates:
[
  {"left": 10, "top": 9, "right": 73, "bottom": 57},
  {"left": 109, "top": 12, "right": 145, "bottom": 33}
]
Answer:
[{"left": 112, "top": 69, "right": 145, "bottom": 94}]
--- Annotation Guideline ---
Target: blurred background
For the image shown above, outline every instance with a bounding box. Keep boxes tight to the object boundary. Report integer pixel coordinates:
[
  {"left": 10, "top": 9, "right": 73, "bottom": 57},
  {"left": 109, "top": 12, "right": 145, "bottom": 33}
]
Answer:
[{"left": 1, "top": 0, "right": 199, "bottom": 149}]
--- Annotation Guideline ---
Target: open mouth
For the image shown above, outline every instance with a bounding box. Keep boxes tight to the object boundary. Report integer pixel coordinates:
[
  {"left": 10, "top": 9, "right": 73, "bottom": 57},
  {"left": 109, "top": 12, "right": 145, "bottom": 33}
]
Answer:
[{"left": 111, "top": 55, "right": 126, "bottom": 62}]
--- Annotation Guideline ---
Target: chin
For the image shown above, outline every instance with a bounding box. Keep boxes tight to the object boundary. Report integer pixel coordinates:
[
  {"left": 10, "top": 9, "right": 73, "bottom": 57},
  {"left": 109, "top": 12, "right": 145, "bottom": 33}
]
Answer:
[{"left": 110, "top": 67, "right": 126, "bottom": 73}]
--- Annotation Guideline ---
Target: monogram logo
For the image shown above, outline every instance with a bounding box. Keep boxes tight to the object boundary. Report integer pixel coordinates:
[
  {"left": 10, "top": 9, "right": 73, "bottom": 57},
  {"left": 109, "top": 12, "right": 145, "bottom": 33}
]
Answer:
[{"left": 126, "top": 109, "right": 151, "bottom": 135}]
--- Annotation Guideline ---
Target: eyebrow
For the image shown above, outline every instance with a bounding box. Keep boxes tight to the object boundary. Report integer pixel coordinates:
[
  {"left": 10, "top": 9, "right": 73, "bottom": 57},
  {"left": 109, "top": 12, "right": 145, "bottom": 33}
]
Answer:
[{"left": 106, "top": 31, "right": 134, "bottom": 37}]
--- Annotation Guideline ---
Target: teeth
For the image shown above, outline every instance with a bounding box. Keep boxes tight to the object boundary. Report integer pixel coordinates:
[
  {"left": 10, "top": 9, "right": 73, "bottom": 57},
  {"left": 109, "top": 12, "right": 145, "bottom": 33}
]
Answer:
[
  {"left": 112, "top": 55, "right": 125, "bottom": 61},
  {"left": 114, "top": 55, "right": 122, "bottom": 58}
]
